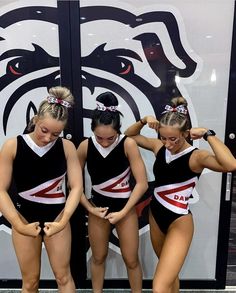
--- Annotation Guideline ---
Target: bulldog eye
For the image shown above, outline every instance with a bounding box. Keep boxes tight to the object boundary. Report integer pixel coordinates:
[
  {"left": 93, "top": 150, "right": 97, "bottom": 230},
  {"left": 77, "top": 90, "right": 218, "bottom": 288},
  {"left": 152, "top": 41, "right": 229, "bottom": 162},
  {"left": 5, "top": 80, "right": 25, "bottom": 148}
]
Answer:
[
  {"left": 119, "top": 59, "right": 133, "bottom": 75},
  {"left": 8, "top": 59, "right": 23, "bottom": 76}
]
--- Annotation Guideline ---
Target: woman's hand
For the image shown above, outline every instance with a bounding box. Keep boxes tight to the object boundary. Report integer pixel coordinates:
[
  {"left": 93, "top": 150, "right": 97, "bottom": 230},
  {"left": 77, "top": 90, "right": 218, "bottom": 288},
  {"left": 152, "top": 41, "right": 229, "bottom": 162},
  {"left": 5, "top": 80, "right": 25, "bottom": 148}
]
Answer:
[
  {"left": 89, "top": 206, "right": 109, "bottom": 218},
  {"left": 43, "top": 221, "right": 65, "bottom": 237},
  {"left": 190, "top": 127, "right": 207, "bottom": 140},
  {"left": 105, "top": 211, "right": 125, "bottom": 225},
  {"left": 14, "top": 221, "right": 41, "bottom": 237},
  {"left": 146, "top": 115, "right": 159, "bottom": 130}
]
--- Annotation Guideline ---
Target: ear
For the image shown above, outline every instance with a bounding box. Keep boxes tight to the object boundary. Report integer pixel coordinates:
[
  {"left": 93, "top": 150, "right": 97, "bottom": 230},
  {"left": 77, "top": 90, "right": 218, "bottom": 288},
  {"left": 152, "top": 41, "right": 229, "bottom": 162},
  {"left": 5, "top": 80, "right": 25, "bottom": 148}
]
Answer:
[{"left": 183, "top": 130, "right": 190, "bottom": 138}]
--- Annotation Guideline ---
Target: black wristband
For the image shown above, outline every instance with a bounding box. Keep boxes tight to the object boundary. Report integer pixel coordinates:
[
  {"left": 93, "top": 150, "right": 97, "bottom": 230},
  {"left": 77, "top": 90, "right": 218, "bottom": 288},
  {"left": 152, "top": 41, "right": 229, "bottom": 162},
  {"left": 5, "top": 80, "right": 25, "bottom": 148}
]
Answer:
[
  {"left": 203, "top": 129, "right": 216, "bottom": 141},
  {"left": 139, "top": 118, "right": 146, "bottom": 125}
]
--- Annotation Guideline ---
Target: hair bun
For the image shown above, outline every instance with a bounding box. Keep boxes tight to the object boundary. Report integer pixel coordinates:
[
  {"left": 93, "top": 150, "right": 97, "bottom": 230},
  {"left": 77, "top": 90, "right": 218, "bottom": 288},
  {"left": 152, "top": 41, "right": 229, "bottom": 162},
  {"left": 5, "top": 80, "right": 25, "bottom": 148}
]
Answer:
[
  {"left": 96, "top": 92, "right": 118, "bottom": 107},
  {"left": 170, "top": 96, "right": 188, "bottom": 108}
]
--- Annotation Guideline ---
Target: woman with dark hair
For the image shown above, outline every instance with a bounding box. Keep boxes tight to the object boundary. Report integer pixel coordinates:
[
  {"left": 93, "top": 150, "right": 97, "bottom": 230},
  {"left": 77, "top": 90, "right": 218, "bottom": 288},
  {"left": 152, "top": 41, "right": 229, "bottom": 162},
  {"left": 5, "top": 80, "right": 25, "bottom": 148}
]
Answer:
[
  {"left": 125, "top": 96, "right": 236, "bottom": 293},
  {"left": 0, "top": 86, "right": 83, "bottom": 293},
  {"left": 77, "top": 92, "right": 148, "bottom": 293}
]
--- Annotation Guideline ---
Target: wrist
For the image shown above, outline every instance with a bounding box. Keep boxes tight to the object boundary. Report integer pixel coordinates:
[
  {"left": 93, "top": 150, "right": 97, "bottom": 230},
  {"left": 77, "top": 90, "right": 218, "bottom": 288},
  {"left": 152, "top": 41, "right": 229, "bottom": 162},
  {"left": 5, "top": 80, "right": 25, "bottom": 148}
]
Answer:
[
  {"left": 139, "top": 118, "right": 146, "bottom": 125},
  {"left": 203, "top": 129, "right": 216, "bottom": 141},
  {"left": 88, "top": 205, "right": 94, "bottom": 213},
  {"left": 13, "top": 220, "right": 25, "bottom": 232}
]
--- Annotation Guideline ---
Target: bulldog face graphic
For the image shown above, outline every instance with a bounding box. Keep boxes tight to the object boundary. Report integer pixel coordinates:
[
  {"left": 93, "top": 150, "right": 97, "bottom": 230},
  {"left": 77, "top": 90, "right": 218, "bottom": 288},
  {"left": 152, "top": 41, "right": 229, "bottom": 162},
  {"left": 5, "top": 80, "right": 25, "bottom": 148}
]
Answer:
[
  {"left": 0, "top": 1, "right": 201, "bottom": 250},
  {"left": 80, "top": 3, "right": 201, "bottom": 135}
]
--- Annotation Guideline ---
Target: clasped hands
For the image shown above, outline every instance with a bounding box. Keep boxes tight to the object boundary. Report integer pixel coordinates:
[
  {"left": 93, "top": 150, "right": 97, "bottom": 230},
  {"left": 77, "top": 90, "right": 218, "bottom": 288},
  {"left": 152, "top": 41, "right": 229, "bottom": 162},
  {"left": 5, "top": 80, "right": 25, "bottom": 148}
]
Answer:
[{"left": 90, "top": 206, "right": 124, "bottom": 224}]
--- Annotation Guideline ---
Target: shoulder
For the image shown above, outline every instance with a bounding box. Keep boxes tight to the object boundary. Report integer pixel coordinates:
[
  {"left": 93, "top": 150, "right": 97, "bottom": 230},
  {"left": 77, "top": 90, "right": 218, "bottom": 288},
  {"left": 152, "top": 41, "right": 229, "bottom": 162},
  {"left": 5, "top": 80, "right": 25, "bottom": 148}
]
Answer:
[
  {"left": 123, "top": 136, "right": 141, "bottom": 159},
  {"left": 191, "top": 148, "right": 209, "bottom": 160},
  {"left": 123, "top": 136, "right": 140, "bottom": 152},
  {"left": 77, "top": 138, "right": 89, "bottom": 152},
  {"left": 0, "top": 137, "right": 17, "bottom": 158},
  {"left": 61, "top": 138, "right": 77, "bottom": 156},
  {"left": 77, "top": 138, "right": 89, "bottom": 167},
  {"left": 61, "top": 137, "right": 75, "bottom": 148},
  {"left": 1, "top": 137, "right": 17, "bottom": 149},
  {"left": 77, "top": 138, "right": 89, "bottom": 158},
  {"left": 189, "top": 148, "right": 210, "bottom": 173},
  {"left": 124, "top": 136, "right": 138, "bottom": 147}
]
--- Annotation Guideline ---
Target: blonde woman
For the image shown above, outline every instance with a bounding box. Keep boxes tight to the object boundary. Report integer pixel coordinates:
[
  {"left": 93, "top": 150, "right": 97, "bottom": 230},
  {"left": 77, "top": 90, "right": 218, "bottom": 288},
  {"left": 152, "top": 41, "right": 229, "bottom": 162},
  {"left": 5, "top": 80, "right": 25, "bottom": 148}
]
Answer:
[{"left": 0, "top": 86, "right": 83, "bottom": 293}]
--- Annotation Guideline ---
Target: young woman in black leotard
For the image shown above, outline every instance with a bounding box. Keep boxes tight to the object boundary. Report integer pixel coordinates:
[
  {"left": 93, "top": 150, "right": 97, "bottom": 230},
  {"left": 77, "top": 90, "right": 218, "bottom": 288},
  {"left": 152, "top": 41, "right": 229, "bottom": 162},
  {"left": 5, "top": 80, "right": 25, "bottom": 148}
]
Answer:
[{"left": 125, "top": 96, "right": 236, "bottom": 293}]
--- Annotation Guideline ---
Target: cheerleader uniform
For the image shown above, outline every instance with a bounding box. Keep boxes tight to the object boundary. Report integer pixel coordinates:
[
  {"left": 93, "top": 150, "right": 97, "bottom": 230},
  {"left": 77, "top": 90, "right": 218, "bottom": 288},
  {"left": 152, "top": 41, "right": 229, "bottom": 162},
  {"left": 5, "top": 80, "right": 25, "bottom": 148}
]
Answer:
[
  {"left": 86, "top": 134, "right": 131, "bottom": 212},
  {"left": 150, "top": 145, "right": 201, "bottom": 233},
  {"left": 13, "top": 134, "right": 67, "bottom": 229}
]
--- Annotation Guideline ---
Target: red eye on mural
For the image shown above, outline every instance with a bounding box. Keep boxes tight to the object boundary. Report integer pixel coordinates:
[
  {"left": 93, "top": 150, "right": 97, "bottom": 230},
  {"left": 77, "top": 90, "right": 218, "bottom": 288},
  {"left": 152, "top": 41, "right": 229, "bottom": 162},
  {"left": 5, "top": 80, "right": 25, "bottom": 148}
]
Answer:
[
  {"left": 119, "top": 62, "right": 132, "bottom": 75},
  {"left": 9, "top": 63, "right": 23, "bottom": 76}
]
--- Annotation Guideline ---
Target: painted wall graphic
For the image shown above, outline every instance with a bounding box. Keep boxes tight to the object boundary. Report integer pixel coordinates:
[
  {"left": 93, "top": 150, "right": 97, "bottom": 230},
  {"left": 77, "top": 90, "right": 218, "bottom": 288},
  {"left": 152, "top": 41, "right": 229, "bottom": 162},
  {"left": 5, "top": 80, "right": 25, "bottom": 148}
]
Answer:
[
  {"left": 0, "top": 0, "right": 235, "bottom": 286},
  {"left": 80, "top": 0, "right": 235, "bottom": 280}
]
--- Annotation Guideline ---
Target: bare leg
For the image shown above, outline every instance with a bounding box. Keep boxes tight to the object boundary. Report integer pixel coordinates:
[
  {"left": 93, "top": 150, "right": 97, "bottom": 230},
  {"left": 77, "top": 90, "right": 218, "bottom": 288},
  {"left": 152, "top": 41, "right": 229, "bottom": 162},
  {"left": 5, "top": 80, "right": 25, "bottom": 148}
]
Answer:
[
  {"left": 12, "top": 228, "right": 42, "bottom": 293},
  {"left": 88, "top": 213, "right": 111, "bottom": 293},
  {"left": 44, "top": 222, "right": 75, "bottom": 293},
  {"left": 150, "top": 211, "right": 194, "bottom": 293},
  {"left": 116, "top": 208, "right": 142, "bottom": 293}
]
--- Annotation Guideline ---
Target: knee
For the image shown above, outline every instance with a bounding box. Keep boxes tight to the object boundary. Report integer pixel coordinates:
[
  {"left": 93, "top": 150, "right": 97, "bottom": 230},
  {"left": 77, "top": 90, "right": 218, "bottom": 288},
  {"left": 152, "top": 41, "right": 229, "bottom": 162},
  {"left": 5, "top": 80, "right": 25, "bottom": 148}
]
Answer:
[
  {"left": 92, "top": 253, "right": 107, "bottom": 266},
  {"left": 123, "top": 257, "right": 139, "bottom": 270},
  {"left": 54, "top": 270, "right": 73, "bottom": 287},
  {"left": 22, "top": 274, "right": 39, "bottom": 292}
]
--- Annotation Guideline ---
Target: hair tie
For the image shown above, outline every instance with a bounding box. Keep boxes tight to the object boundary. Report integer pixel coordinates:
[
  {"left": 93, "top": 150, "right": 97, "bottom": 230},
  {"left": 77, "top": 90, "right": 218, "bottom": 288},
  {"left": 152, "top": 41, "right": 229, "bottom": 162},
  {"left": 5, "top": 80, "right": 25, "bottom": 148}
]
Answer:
[
  {"left": 47, "top": 95, "right": 72, "bottom": 108},
  {"left": 96, "top": 101, "right": 118, "bottom": 112},
  {"left": 162, "top": 104, "right": 187, "bottom": 115}
]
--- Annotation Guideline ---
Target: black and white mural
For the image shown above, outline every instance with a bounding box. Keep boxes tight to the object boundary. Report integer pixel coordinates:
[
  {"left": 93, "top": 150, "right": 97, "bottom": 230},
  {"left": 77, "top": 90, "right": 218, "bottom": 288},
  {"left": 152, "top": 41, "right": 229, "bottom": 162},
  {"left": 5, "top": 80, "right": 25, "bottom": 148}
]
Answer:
[{"left": 0, "top": 0, "right": 235, "bottom": 286}]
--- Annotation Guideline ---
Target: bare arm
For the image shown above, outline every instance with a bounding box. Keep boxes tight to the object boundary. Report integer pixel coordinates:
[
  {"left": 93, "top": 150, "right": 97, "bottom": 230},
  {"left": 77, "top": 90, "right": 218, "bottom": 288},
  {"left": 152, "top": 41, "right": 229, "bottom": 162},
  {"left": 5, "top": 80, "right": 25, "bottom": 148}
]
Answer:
[
  {"left": 0, "top": 138, "right": 40, "bottom": 236},
  {"left": 44, "top": 139, "right": 84, "bottom": 236},
  {"left": 77, "top": 139, "right": 108, "bottom": 218},
  {"left": 190, "top": 127, "right": 236, "bottom": 172},
  {"left": 59, "top": 139, "right": 83, "bottom": 224},
  {"left": 124, "top": 116, "right": 162, "bottom": 154},
  {"left": 105, "top": 137, "right": 148, "bottom": 224}
]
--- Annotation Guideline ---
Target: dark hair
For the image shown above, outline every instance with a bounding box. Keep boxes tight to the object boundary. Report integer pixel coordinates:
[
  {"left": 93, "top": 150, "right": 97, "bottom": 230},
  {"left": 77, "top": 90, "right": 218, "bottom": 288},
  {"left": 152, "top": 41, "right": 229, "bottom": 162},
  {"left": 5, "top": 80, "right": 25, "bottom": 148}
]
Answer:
[
  {"left": 159, "top": 96, "right": 190, "bottom": 132},
  {"left": 91, "top": 92, "right": 123, "bottom": 133},
  {"left": 27, "top": 86, "right": 74, "bottom": 132}
]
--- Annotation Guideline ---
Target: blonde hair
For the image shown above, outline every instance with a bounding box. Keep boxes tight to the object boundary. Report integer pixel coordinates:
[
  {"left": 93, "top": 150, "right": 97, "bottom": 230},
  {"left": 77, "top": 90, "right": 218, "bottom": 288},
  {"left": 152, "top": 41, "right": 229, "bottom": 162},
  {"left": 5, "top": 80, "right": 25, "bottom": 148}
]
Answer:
[
  {"left": 38, "top": 86, "right": 74, "bottom": 120},
  {"left": 159, "top": 96, "right": 190, "bottom": 132},
  {"left": 27, "top": 86, "right": 74, "bottom": 132}
]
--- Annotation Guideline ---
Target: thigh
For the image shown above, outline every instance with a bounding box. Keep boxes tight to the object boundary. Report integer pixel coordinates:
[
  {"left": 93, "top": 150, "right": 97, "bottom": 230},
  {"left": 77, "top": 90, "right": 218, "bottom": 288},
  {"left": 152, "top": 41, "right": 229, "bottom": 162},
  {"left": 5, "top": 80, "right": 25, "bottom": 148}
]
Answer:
[
  {"left": 116, "top": 208, "right": 139, "bottom": 260},
  {"left": 149, "top": 209, "right": 166, "bottom": 258},
  {"left": 12, "top": 227, "right": 42, "bottom": 277},
  {"left": 44, "top": 222, "right": 72, "bottom": 275},
  {"left": 88, "top": 213, "right": 111, "bottom": 258},
  {"left": 154, "top": 213, "right": 194, "bottom": 287}
]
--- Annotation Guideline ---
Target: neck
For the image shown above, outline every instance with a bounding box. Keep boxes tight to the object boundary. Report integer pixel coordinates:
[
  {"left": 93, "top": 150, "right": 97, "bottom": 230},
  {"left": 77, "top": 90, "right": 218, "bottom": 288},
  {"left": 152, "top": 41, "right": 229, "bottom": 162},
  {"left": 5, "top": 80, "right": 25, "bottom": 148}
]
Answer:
[{"left": 172, "top": 140, "right": 191, "bottom": 154}]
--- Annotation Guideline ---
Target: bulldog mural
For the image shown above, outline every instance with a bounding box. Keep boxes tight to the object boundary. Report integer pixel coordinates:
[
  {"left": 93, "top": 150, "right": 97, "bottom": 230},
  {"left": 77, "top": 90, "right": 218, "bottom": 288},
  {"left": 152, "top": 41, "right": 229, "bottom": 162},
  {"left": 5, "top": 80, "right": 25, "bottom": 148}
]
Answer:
[{"left": 0, "top": 0, "right": 202, "bottom": 281}]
